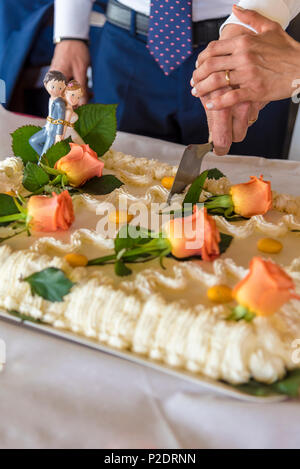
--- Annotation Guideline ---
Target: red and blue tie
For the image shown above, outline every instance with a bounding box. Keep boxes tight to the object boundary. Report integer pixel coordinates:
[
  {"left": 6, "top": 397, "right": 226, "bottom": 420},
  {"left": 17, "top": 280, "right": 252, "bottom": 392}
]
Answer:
[{"left": 147, "top": 0, "right": 193, "bottom": 75}]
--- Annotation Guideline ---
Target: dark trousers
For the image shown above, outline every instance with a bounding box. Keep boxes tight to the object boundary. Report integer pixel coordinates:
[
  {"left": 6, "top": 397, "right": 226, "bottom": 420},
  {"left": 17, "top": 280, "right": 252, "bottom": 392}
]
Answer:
[{"left": 91, "top": 21, "right": 290, "bottom": 159}]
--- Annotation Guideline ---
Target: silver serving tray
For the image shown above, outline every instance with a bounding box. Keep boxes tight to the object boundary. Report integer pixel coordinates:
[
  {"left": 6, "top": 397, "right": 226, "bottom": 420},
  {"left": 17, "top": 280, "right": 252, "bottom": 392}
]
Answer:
[{"left": 0, "top": 309, "right": 286, "bottom": 403}]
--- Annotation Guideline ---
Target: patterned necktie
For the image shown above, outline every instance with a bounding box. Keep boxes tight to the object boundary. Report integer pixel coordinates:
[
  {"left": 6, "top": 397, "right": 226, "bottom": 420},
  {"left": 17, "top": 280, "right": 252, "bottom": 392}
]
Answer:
[{"left": 147, "top": 0, "right": 193, "bottom": 75}]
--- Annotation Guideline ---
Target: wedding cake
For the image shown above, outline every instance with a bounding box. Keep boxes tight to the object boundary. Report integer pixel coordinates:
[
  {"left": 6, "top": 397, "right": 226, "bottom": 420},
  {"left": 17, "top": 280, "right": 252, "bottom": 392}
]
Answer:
[{"left": 0, "top": 144, "right": 300, "bottom": 389}]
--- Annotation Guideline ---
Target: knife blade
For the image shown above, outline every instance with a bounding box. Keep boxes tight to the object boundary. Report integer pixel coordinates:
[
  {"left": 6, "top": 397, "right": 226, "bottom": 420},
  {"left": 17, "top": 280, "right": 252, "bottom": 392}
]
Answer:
[{"left": 167, "top": 142, "right": 213, "bottom": 204}]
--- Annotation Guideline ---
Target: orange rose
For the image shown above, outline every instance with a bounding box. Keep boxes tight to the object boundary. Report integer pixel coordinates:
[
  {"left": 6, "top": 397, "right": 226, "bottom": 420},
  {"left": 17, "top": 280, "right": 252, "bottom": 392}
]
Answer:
[
  {"left": 27, "top": 191, "right": 75, "bottom": 232},
  {"left": 164, "top": 206, "right": 221, "bottom": 261},
  {"left": 230, "top": 175, "right": 272, "bottom": 218},
  {"left": 233, "top": 257, "right": 300, "bottom": 317},
  {"left": 55, "top": 143, "right": 104, "bottom": 187}
]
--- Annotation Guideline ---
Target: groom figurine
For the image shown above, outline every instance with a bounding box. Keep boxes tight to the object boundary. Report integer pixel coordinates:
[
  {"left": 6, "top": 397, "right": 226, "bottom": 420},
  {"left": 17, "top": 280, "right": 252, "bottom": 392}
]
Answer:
[{"left": 29, "top": 70, "right": 67, "bottom": 162}]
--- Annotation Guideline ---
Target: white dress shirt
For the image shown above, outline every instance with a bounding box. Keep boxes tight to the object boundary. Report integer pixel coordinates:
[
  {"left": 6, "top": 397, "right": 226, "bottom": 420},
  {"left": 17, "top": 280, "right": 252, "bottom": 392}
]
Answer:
[{"left": 54, "top": 0, "right": 300, "bottom": 40}]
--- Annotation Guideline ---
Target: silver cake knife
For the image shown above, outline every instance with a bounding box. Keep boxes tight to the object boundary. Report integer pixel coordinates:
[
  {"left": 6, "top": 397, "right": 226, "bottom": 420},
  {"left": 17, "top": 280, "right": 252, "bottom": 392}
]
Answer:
[{"left": 167, "top": 142, "right": 213, "bottom": 204}]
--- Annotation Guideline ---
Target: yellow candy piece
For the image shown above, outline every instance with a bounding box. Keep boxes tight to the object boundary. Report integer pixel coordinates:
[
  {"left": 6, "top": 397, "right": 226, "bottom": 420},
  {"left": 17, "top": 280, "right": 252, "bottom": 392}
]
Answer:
[
  {"left": 257, "top": 238, "right": 283, "bottom": 254},
  {"left": 108, "top": 210, "right": 134, "bottom": 225},
  {"left": 161, "top": 177, "right": 175, "bottom": 190},
  {"left": 207, "top": 285, "right": 233, "bottom": 304},
  {"left": 64, "top": 253, "right": 88, "bottom": 267}
]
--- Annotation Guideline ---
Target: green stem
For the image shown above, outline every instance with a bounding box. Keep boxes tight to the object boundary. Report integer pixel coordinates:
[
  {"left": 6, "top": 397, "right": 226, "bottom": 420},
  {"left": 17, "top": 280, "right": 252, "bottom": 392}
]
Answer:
[
  {"left": 17, "top": 194, "right": 27, "bottom": 205},
  {"left": 25, "top": 187, "right": 45, "bottom": 198},
  {"left": 204, "top": 194, "right": 234, "bottom": 211},
  {"left": 40, "top": 163, "right": 64, "bottom": 177},
  {"left": 51, "top": 175, "right": 62, "bottom": 186},
  {"left": 39, "top": 155, "right": 49, "bottom": 167},
  {"left": 0, "top": 213, "right": 26, "bottom": 223},
  {"left": 13, "top": 196, "right": 26, "bottom": 215},
  {"left": 122, "top": 244, "right": 168, "bottom": 260},
  {"left": 62, "top": 175, "right": 69, "bottom": 188},
  {"left": 87, "top": 254, "right": 117, "bottom": 266},
  {"left": 125, "top": 255, "right": 159, "bottom": 264},
  {"left": 87, "top": 238, "right": 171, "bottom": 267}
]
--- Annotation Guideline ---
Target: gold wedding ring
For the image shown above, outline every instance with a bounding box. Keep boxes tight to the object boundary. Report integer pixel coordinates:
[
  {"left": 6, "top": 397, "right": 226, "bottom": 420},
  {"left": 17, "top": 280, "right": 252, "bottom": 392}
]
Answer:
[{"left": 225, "top": 70, "right": 231, "bottom": 87}]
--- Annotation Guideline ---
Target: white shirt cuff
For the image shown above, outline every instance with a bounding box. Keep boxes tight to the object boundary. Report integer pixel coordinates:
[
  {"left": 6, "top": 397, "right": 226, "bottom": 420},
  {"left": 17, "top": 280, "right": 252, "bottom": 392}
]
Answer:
[
  {"left": 54, "top": 0, "right": 95, "bottom": 40},
  {"left": 220, "top": 0, "right": 293, "bottom": 35},
  {"left": 220, "top": 13, "right": 258, "bottom": 34}
]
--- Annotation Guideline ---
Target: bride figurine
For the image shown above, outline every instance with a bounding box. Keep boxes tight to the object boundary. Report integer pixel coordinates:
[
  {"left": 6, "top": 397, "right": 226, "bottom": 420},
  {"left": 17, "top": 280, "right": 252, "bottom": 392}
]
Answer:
[{"left": 62, "top": 80, "right": 85, "bottom": 144}]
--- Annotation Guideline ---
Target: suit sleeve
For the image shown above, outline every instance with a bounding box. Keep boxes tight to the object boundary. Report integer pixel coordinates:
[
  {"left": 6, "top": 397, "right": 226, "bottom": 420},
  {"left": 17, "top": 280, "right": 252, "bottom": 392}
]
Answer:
[
  {"left": 55, "top": 100, "right": 66, "bottom": 136},
  {"left": 221, "top": 0, "right": 300, "bottom": 34}
]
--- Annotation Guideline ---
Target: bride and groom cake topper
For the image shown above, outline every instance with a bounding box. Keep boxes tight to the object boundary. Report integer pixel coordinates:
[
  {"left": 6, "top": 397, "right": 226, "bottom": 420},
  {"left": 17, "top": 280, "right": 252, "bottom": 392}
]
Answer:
[{"left": 29, "top": 70, "right": 85, "bottom": 162}]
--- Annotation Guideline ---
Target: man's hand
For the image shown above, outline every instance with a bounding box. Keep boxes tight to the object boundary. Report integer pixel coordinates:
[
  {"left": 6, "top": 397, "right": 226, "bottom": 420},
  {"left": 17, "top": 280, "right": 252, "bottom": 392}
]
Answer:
[
  {"left": 50, "top": 40, "right": 90, "bottom": 103},
  {"left": 192, "top": 6, "right": 300, "bottom": 109},
  {"left": 192, "top": 23, "right": 262, "bottom": 155}
]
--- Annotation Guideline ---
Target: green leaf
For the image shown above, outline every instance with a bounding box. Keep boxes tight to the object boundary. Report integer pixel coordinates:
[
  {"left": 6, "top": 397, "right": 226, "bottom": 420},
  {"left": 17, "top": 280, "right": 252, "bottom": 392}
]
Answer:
[
  {"left": 9, "top": 310, "right": 45, "bottom": 324},
  {"left": 23, "top": 267, "right": 75, "bottom": 302},
  {"left": 219, "top": 233, "right": 233, "bottom": 254},
  {"left": 183, "top": 170, "right": 209, "bottom": 206},
  {"left": 115, "top": 260, "right": 132, "bottom": 277},
  {"left": 74, "top": 104, "right": 117, "bottom": 156},
  {"left": 23, "top": 162, "right": 50, "bottom": 192},
  {"left": 11, "top": 125, "right": 42, "bottom": 163},
  {"left": 81, "top": 174, "right": 123, "bottom": 195},
  {"left": 237, "top": 370, "right": 300, "bottom": 398},
  {"left": 272, "top": 370, "right": 300, "bottom": 398},
  {"left": 43, "top": 137, "right": 72, "bottom": 167},
  {"left": 236, "top": 380, "right": 278, "bottom": 397},
  {"left": 115, "top": 225, "right": 154, "bottom": 254},
  {"left": 207, "top": 168, "right": 226, "bottom": 180},
  {"left": 0, "top": 194, "right": 19, "bottom": 226}
]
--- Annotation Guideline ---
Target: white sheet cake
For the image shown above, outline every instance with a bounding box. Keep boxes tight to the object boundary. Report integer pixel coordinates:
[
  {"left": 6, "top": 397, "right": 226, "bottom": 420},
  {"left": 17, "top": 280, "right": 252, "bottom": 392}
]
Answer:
[{"left": 0, "top": 151, "right": 300, "bottom": 386}]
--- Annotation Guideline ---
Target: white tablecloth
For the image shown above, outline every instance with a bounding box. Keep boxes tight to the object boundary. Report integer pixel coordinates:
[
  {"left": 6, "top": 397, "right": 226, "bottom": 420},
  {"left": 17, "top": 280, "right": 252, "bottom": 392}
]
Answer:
[{"left": 0, "top": 106, "right": 300, "bottom": 449}]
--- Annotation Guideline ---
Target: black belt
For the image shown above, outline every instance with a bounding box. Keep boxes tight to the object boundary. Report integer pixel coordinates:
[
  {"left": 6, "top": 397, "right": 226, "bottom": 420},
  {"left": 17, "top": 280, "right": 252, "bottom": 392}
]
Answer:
[{"left": 105, "top": 0, "right": 228, "bottom": 46}]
